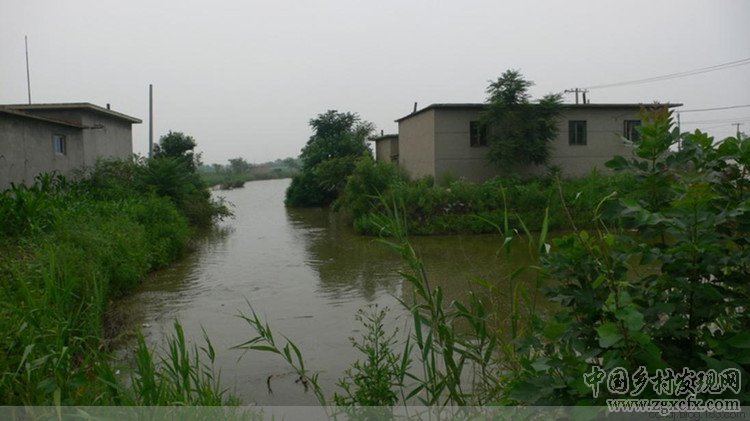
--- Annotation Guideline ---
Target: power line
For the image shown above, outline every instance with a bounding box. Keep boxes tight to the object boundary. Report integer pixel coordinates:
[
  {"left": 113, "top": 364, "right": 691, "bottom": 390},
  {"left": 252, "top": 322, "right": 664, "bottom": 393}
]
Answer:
[
  {"left": 677, "top": 104, "right": 750, "bottom": 113},
  {"left": 583, "top": 57, "right": 750, "bottom": 90}
]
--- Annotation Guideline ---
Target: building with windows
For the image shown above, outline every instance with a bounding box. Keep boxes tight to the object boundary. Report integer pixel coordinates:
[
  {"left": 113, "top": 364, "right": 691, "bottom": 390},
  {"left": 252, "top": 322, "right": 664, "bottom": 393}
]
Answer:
[
  {"left": 374, "top": 103, "right": 679, "bottom": 182},
  {"left": 0, "top": 103, "right": 141, "bottom": 189}
]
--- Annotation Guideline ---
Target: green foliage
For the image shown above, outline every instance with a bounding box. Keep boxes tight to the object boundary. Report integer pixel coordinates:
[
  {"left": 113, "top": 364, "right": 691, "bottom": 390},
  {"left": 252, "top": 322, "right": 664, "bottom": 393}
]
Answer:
[
  {"left": 334, "top": 306, "right": 410, "bottom": 406},
  {"left": 334, "top": 158, "right": 408, "bottom": 216},
  {"left": 0, "top": 157, "right": 231, "bottom": 405},
  {"left": 481, "top": 69, "right": 563, "bottom": 170},
  {"left": 338, "top": 170, "right": 640, "bottom": 235},
  {"left": 285, "top": 110, "right": 374, "bottom": 207},
  {"left": 154, "top": 131, "right": 199, "bottom": 171},
  {"left": 503, "top": 108, "right": 750, "bottom": 404}
]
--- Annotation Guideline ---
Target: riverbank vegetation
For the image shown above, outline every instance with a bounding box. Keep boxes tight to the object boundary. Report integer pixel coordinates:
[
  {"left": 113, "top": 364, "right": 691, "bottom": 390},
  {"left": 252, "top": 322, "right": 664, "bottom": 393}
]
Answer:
[
  {"left": 200, "top": 157, "right": 300, "bottom": 190},
  {"left": 335, "top": 158, "right": 642, "bottom": 235},
  {"left": 0, "top": 133, "right": 234, "bottom": 405},
  {"left": 246, "top": 111, "right": 750, "bottom": 407},
  {"left": 285, "top": 110, "right": 373, "bottom": 207}
]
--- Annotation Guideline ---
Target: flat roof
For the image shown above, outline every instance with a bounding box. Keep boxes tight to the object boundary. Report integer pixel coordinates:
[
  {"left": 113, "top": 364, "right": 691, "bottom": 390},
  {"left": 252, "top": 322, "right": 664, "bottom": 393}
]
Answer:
[
  {"left": 395, "top": 102, "right": 683, "bottom": 122},
  {"left": 369, "top": 134, "right": 398, "bottom": 142},
  {"left": 3, "top": 102, "right": 142, "bottom": 124},
  {"left": 0, "top": 106, "right": 85, "bottom": 128}
]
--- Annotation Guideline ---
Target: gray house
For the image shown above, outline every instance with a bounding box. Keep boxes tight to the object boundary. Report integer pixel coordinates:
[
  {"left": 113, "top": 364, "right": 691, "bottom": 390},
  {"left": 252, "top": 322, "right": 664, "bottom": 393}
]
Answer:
[
  {"left": 374, "top": 102, "right": 680, "bottom": 182},
  {"left": 0, "top": 103, "right": 141, "bottom": 189}
]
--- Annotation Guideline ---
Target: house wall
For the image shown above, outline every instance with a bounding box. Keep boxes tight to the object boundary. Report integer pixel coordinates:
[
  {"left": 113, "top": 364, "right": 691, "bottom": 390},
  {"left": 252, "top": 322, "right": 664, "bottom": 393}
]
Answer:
[
  {"left": 433, "top": 108, "right": 498, "bottom": 182},
  {"left": 0, "top": 113, "right": 84, "bottom": 189},
  {"left": 397, "top": 110, "right": 435, "bottom": 179},
  {"left": 397, "top": 106, "right": 641, "bottom": 183},
  {"left": 79, "top": 111, "right": 134, "bottom": 166},
  {"left": 375, "top": 137, "right": 399, "bottom": 163},
  {"left": 546, "top": 107, "right": 638, "bottom": 177},
  {"left": 18, "top": 108, "right": 134, "bottom": 166}
]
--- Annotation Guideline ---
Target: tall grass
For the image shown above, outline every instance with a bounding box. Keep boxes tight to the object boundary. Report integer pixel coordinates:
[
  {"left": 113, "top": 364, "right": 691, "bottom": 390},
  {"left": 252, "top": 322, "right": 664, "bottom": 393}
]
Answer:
[{"left": 0, "top": 165, "right": 233, "bottom": 405}]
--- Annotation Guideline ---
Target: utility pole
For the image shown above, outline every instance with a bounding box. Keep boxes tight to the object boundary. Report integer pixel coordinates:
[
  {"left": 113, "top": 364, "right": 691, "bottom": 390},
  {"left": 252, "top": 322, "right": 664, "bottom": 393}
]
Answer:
[
  {"left": 733, "top": 122, "right": 744, "bottom": 138},
  {"left": 149, "top": 84, "right": 153, "bottom": 158},
  {"left": 564, "top": 88, "right": 589, "bottom": 104},
  {"left": 25, "top": 36, "right": 32, "bottom": 104}
]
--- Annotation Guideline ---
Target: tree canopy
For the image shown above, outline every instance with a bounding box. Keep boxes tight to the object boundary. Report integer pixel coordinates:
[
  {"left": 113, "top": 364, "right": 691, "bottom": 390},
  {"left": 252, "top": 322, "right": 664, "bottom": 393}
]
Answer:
[
  {"left": 154, "top": 131, "right": 200, "bottom": 171},
  {"left": 286, "top": 110, "right": 374, "bottom": 207},
  {"left": 480, "top": 70, "right": 562, "bottom": 170}
]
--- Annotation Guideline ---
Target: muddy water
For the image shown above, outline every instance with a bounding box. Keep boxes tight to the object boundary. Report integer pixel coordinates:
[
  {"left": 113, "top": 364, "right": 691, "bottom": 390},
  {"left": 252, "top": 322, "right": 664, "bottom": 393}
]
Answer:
[{"left": 116, "top": 178, "right": 541, "bottom": 405}]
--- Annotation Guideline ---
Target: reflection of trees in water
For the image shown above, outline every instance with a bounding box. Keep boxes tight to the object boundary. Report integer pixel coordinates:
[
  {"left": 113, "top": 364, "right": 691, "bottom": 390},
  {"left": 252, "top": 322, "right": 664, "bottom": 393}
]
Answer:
[{"left": 285, "top": 208, "right": 401, "bottom": 302}]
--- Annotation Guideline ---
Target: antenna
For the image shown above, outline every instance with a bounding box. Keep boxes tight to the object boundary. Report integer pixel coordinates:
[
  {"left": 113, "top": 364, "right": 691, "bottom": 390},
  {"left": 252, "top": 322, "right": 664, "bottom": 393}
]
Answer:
[{"left": 25, "top": 36, "right": 32, "bottom": 104}]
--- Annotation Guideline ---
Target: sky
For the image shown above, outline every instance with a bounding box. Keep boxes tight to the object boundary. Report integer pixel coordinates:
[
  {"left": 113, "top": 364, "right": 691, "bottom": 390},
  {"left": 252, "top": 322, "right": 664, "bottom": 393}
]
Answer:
[{"left": 1, "top": 0, "right": 749, "bottom": 165}]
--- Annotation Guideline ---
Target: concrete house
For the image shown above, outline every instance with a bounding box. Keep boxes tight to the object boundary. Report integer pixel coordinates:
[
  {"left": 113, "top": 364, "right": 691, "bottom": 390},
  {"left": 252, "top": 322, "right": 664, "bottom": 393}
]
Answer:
[
  {"left": 0, "top": 103, "right": 141, "bottom": 189},
  {"left": 374, "top": 103, "right": 680, "bottom": 182}
]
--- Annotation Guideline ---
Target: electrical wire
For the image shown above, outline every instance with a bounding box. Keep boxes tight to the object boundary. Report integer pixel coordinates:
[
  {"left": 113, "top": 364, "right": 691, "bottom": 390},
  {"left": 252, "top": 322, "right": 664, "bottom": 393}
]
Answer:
[
  {"left": 583, "top": 57, "right": 750, "bottom": 90},
  {"left": 677, "top": 104, "right": 750, "bottom": 113}
]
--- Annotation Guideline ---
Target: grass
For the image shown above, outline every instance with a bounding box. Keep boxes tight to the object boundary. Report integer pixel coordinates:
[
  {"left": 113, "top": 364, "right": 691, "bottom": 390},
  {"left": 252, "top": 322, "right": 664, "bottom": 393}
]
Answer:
[{"left": 0, "top": 166, "right": 234, "bottom": 405}]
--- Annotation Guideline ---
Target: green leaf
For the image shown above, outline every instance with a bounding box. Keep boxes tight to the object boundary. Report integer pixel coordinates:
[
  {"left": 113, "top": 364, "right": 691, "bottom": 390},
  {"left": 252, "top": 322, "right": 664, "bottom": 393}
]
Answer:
[
  {"left": 727, "top": 332, "right": 750, "bottom": 349},
  {"left": 615, "top": 306, "right": 644, "bottom": 331},
  {"left": 542, "top": 321, "right": 568, "bottom": 341},
  {"left": 597, "top": 323, "right": 623, "bottom": 348}
]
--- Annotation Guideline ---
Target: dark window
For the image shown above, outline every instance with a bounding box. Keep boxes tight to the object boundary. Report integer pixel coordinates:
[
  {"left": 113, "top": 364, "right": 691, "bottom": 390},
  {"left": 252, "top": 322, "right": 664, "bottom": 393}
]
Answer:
[
  {"left": 568, "top": 121, "right": 587, "bottom": 145},
  {"left": 53, "top": 135, "right": 66, "bottom": 155},
  {"left": 624, "top": 120, "right": 642, "bottom": 141},
  {"left": 470, "top": 121, "right": 488, "bottom": 147}
]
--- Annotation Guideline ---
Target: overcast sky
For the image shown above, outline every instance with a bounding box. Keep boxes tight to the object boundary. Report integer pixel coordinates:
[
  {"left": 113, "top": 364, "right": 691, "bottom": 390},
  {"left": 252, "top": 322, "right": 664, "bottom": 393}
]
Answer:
[{"left": 2, "top": 0, "right": 749, "bottom": 165}]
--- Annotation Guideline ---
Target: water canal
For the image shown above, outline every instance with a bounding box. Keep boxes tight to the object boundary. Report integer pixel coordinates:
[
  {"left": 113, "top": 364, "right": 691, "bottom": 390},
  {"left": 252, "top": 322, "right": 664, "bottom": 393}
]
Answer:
[{"left": 114, "top": 178, "right": 540, "bottom": 404}]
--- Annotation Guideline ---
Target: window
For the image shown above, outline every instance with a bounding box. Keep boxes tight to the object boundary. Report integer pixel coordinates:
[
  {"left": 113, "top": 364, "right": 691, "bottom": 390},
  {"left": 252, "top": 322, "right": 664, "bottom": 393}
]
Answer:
[
  {"left": 470, "top": 121, "right": 488, "bottom": 147},
  {"left": 53, "top": 135, "right": 66, "bottom": 155},
  {"left": 624, "top": 120, "right": 642, "bottom": 141},
  {"left": 568, "top": 121, "right": 587, "bottom": 145}
]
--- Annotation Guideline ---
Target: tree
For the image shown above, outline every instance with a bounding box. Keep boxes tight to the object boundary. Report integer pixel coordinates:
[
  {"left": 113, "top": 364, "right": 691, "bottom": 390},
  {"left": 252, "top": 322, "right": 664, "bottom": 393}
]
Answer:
[
  {"left": 480, "top": 70, "right": 562, "bottom": 171},
  {"left": 154, "top": 131, "right": 199, "bottom": 171},
  {"left": 285, "top": 110, "right": 374, "bottom": 207},
  {"left": 228, "top": 157, "right": 251, "bottom": 174}
]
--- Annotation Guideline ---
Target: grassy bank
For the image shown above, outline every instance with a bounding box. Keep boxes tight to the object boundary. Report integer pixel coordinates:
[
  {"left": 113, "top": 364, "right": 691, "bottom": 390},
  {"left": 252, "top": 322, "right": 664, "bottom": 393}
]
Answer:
[
  {"left": 0, "top": 159, "right": 233, "bottom": 405},
  {"left": 335, "top": 159, "right": 641, "bottom": 235}
]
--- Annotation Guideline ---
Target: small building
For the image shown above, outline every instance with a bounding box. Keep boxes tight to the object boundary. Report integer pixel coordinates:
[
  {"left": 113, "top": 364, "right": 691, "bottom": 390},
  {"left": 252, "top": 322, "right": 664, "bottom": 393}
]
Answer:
[
  {"left": 0, "top": 103, "right": 141, "bottom": 189},
  {"left": 391, "top": 102, "right": 680, "bottom": 182},
  {"left": 370, "top": 134, "right": 399, "bottom": 163}
]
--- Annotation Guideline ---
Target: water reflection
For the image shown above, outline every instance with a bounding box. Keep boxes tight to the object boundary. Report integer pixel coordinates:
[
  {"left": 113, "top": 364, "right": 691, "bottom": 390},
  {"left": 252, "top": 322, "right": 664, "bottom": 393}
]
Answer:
[{"left": 285, "top": 208, "right": 401, "bottom": 302}]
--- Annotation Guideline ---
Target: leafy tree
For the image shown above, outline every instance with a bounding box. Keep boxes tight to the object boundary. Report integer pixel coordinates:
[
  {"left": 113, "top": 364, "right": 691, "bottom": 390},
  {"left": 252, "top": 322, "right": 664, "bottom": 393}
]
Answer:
[
  {"left": 154, "top": 131, "right": 199, "bottom": 171},
  {"left": 480, "top": 70, "right": 562, "bottom": 171},
  {"left": 286, "top": 110, "right": 374, "bottom": 207},
  {"left": 228, "top": 157, "right": 251, "bottom": 174}
]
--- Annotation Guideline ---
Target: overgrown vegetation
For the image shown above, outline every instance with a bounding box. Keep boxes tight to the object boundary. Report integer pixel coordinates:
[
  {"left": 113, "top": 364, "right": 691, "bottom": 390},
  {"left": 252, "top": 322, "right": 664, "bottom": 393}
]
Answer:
[
  {"left": 335, "top": 158, "right": 641, "bottom": 235},
  {"left": 0, "top": 132, "right": 233, "bottom": 405},
  {"left": 285, "top": 110, "right": 373, "bottom": 207},
  {"left": 244, "top": 112, "right": 750, "bottom": 407}
]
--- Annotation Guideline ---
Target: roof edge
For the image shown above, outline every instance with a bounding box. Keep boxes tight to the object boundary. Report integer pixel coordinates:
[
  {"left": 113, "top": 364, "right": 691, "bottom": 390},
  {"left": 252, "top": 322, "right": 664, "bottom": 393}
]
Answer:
[
  {"left": 0, "top": 107, "right": 85, "bottom": 128},
  {"left": 395, "top": 102, "right": 684, "bottom": 123},
  {"left": 4, "top": 102, "right": 142, "bottom": 124}
]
